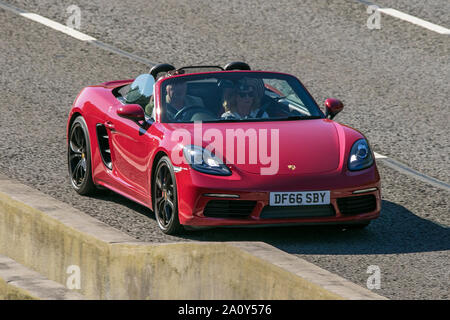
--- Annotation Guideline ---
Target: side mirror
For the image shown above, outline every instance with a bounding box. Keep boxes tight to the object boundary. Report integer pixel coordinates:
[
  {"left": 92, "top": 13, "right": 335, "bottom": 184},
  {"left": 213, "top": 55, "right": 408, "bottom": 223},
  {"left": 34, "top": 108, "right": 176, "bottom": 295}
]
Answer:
[
  {"left": 117, "top": 104, "right": 145, "bottom": 122},
  {"left": 324, "top": 98, "right": 344, "bottom": 120}
]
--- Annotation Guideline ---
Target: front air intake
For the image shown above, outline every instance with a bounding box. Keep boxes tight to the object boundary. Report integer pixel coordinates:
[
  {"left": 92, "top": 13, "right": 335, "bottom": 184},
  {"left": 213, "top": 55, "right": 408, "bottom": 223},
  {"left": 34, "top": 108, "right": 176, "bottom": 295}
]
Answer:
[
  {"left": 260, "top": 205, "right": 335, "bottom": 219},
  {"left": 337, "top": 195, "right": 377, "bottom": 215},
  {"left": 203, "top": 200, "right": 256, "bottom": 218}
]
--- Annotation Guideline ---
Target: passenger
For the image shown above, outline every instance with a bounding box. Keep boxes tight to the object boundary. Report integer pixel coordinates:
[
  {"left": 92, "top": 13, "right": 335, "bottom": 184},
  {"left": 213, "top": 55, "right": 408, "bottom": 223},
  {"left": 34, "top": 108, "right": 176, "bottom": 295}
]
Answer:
[{"left": 221, "top": 77, "right": 268, "bottom": 120}]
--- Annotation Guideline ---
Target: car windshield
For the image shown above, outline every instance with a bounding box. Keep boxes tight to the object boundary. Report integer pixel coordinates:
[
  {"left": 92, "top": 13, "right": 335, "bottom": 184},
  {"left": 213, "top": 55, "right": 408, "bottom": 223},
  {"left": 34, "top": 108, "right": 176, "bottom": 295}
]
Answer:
[{"left": 159, "top": 72, "right": 324, "bottom": 123}]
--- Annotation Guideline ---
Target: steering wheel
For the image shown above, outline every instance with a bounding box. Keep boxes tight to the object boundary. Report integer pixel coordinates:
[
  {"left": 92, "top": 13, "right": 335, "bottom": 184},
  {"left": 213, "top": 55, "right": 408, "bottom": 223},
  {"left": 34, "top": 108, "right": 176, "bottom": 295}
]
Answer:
[{"left": 173, "top": 105, "right": 217, "bottom": 121}]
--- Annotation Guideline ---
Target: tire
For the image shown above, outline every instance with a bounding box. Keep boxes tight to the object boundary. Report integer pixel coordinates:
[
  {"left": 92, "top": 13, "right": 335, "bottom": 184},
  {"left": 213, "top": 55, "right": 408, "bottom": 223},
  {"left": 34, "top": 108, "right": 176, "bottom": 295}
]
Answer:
[
  {"left": 153, "top": 156, "right": 184, "bottom": 235},
  {"left": 341, "top": 221, "right": 371, "bottom": 229},
  {"left": 68, "top": 116, "right": 97, "bottom": 195}
]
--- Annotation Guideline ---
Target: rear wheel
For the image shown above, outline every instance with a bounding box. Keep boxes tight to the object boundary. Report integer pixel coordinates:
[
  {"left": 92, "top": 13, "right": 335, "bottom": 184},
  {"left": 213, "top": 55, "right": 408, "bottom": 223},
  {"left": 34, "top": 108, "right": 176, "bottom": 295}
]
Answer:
[
  {"left": 68, "top": 116, "right": 97, "bottom": 195},
  {"left": 153, "top": 156, "right": 184, "bottom": 235}
]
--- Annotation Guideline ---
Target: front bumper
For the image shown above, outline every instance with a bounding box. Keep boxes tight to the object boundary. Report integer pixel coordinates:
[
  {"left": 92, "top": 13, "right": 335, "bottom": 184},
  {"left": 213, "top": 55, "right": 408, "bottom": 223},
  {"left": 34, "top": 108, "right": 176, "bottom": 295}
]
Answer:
[{"left": 175, "top": 164, "right": 381, "bottom": 227}]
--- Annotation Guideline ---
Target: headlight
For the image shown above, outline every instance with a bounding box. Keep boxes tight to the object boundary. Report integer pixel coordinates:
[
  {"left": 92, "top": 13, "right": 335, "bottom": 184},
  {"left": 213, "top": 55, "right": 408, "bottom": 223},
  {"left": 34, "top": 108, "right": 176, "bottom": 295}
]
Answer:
[
  {"left": 183, "top": 145, "right": 231, "bottom": 176},
  {"left": 348, "top": 139, "right": 374, "bottom": 171}
]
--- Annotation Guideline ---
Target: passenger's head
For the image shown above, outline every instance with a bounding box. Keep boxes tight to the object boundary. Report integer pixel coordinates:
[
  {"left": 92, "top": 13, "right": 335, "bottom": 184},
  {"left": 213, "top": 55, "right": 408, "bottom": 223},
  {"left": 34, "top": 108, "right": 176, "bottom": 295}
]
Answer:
[{"left": 233, "top": 77, "right": 264, "bottom": 116}]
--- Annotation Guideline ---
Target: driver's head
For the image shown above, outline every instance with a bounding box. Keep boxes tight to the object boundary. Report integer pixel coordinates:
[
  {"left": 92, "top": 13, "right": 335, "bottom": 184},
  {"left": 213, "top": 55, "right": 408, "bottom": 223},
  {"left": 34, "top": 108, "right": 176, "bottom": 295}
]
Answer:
[{"left": 166, "top": 80, "right": 187, "bottom": 107}]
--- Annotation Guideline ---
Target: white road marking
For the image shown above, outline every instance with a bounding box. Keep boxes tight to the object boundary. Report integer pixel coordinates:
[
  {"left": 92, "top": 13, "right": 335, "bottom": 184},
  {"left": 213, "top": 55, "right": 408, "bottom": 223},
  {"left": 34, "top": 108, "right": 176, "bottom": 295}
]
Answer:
[
  {"left": 356, "top": 0, "right": 450, "bottom": 35},
  {"left": 0, "top": 1, "right": 95, "bottom": 42},
  {"left": 0, "top": 0, "right": 449, "bottom": 192},
  {"left": 377, "top": 8, "right": 450, "bottom": 35},
  {"left": 0, "top": 1, "right": 155, "bottom": 66},
  {"left": 20, "top": 12, "right": 97, "bottom": 42},
  {"left": 374, "top": 152, "right": 387, "bottom": 159}
]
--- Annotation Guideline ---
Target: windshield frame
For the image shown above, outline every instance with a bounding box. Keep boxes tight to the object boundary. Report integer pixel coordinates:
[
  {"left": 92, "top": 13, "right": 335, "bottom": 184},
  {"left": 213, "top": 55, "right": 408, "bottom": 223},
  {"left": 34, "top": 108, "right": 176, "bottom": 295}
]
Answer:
[{"left": 155, "top": 70, "right": 325, "bottom": 123}]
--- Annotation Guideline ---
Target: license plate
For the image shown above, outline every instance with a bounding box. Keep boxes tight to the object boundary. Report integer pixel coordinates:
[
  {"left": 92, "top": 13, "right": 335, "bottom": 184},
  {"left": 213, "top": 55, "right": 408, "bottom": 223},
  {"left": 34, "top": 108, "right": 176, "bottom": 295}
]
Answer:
[{"left": 269, "top": 191, "right": 330, "bottom": 206}]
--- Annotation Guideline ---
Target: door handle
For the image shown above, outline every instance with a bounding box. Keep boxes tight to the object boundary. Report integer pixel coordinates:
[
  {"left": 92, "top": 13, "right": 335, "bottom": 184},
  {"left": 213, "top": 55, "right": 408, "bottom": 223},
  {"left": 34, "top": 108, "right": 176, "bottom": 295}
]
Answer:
[{"left": 104, "top": 121, "right": 115, "bottom": 131}]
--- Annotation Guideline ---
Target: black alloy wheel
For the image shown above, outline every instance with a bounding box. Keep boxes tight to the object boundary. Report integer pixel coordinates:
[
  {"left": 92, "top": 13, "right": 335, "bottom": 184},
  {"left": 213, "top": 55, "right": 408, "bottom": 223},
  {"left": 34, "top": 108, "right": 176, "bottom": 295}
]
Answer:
[
  {"left": 153, "top": 156, "right": 183, "bottom": 234},
  {"left": 68, "top": 116, "right": 96, "bottom": 195}
]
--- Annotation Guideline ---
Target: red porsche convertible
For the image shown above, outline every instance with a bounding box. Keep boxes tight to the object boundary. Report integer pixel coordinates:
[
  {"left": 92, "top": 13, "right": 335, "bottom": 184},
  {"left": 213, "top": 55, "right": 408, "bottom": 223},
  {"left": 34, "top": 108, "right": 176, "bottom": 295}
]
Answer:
[{"left": 67, "top": 62, "right": 381, "bottom": 234}]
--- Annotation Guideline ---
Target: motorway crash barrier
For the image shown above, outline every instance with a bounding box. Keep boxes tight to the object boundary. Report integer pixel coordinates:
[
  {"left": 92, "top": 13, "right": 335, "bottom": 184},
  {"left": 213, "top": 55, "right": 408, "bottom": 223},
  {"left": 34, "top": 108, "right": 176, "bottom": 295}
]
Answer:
[{"left": 0, "top": 174, "right": 385, "bottom": 299}]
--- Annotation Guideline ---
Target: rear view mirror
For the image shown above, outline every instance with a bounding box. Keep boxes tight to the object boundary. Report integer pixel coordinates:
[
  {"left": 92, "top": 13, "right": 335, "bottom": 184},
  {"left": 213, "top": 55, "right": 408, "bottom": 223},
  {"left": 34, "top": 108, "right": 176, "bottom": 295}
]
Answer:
[{"left": 324, "top": 98, "right": 344, "bottom": 119}]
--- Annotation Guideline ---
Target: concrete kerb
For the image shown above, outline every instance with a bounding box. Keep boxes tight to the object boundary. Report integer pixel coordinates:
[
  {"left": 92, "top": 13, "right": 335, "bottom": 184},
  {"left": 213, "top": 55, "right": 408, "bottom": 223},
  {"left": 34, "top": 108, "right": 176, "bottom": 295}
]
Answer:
[{"left": 0, "top": 174, "right": 386, "bottom": 299}]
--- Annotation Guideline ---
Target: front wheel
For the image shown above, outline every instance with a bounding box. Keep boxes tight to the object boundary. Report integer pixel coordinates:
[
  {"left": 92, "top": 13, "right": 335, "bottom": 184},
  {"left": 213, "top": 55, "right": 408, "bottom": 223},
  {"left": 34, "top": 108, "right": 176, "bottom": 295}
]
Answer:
[{"left": 153, "top": 156, "right": 184, "bottom": 235}]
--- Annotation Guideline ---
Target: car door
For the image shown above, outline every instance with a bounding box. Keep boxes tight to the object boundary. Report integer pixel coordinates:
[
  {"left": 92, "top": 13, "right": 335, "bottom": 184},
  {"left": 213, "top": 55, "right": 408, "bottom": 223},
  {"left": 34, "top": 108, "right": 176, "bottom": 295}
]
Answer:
[{"left": 104, "top": 74, "right": 156, "bottom": 205}]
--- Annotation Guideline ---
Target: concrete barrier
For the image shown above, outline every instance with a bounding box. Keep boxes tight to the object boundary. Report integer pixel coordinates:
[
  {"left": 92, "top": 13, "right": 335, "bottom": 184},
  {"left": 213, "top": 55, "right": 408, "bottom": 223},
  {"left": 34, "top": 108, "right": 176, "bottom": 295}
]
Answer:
[
  {"left": 0, "top": 174, "right": 385, "bottom": 299},
  {"left": 0, "top": 254, "right": 84, "bottom": 300}
]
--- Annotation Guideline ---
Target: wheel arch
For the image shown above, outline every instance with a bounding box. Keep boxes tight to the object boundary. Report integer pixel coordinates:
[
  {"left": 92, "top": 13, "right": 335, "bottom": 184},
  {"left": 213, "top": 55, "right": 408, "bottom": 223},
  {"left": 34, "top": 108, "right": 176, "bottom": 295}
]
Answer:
[{"left": 67, "top": 111, "right": 83, "bottom": 140}]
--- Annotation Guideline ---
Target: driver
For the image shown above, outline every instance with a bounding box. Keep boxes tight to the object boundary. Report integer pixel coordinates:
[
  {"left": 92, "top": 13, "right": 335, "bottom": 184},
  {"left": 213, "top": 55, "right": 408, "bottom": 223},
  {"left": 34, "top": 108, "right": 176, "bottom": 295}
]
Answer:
[
  {"left": 145, "top": 71, "right": 204, "bottom": 121},
  {"left": 162, "top": 77, "right": 204, "bottom": 121}
]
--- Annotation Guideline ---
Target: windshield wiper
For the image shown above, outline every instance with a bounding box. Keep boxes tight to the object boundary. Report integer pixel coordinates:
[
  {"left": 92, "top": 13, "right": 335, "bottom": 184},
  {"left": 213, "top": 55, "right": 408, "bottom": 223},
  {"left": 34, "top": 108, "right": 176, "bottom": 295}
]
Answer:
[
  {"left": 202, "top": 118, "right": 268, "bottom": 123},
  {"left": 278, "top": 115, "right": 322, "bottom": 120},
  {"left": 196, "top": 116, "right": 322, "bottom": 123}
]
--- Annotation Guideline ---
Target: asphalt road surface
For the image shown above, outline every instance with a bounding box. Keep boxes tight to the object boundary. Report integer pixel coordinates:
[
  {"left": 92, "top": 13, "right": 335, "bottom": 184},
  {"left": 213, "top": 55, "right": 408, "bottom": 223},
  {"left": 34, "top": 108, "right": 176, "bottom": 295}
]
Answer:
[{"left": 0, "top": 0, "right": 449, "bottom": 299}]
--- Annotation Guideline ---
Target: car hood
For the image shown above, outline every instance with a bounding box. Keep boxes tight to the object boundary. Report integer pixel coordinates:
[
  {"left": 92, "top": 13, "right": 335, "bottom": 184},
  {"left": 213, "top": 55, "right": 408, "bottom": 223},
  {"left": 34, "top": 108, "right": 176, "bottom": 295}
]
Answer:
[{"left": 165, "top": 119, "right": 351, "bottom": 176}]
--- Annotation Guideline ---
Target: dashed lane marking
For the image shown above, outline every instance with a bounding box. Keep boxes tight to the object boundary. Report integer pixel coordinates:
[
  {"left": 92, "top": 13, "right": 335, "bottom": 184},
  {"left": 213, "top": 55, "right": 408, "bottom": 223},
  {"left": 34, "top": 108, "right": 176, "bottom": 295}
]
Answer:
[
  {"left": 356, "top": 0, "right": 450, "bottom": 34},
  {"left": 374, "top": 152, "right": 387, "bottom": 159},
  {"left": 0, "top": 1, "right": 155, "bottom": 66}
]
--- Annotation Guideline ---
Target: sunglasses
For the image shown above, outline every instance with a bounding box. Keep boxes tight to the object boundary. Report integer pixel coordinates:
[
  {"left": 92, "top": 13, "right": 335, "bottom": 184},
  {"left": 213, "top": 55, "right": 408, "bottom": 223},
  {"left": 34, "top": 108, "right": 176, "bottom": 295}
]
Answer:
[{"left": 238, "top": 91, "right": 255, "bottom": 98}]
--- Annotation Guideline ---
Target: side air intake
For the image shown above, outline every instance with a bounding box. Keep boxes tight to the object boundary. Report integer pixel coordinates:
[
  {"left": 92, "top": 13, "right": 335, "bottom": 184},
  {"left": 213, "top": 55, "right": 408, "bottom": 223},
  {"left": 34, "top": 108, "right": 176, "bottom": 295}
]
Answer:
[{"left": 96, "top": 124, "right": 112, "bottom": 170}]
